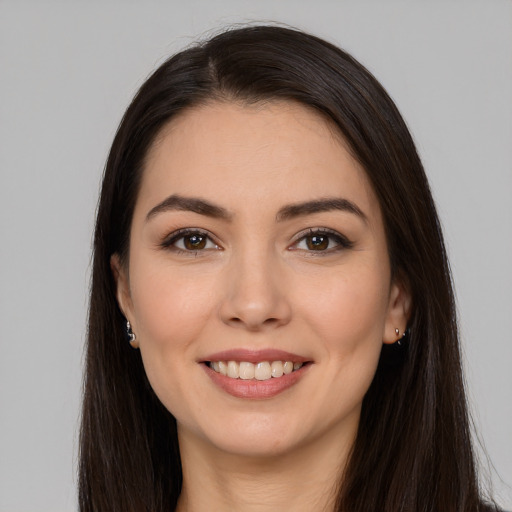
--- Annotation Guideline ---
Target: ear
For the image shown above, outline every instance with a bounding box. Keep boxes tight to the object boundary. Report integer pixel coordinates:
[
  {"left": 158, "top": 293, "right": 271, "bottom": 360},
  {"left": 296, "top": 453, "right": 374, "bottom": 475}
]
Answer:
[
  {"left": 382, "top": 278, "right": 412, "bottom": 344},
  {"left": 110, "top": 253, "right": 138, "bottom": 348}
]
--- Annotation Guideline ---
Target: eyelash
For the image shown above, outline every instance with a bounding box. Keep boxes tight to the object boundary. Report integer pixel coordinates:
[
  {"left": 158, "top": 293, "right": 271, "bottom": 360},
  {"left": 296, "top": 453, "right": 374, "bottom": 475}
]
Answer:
[
  {"left": 291, "top": 228, "right": 354, "bottom": 254},
  {"left": 160, "top": 227, "right": 353, "bottom": 255},
  {"left": 160, "top": 228, "right": 221, "bottom": 255}
]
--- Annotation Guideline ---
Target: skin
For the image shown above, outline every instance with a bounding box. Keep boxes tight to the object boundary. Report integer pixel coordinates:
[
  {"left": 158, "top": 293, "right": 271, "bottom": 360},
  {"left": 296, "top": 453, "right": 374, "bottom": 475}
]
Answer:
[{"left": 113, "top": 101, "right": 410, "bottom": 511}]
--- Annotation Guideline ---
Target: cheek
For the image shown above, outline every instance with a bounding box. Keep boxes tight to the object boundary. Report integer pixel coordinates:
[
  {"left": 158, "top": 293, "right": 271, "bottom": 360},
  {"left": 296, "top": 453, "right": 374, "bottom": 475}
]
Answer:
[
  {"left": 306, "top": 271, "right": 388, "bottom": 412},
  {"left": 128, "top": 263, "right": 218, "bottom": 409},
  {"left": 302, "top": 266, "right": 390, "bottom": 343},
  {"left": 297, "top": 262, "right": 390, "bottom": 402},
  {"left": 130, "top": 265, "right": 215, "bottom": 344},
  {"left": 128, "top": 266, "right": 218, "bottom": 418}
]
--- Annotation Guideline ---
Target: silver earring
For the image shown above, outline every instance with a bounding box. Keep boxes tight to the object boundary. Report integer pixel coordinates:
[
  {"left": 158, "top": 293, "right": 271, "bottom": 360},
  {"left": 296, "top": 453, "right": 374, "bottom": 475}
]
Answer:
[
  {"left": 126, "top": 321, "right": 137, "bottom": 348},
  {"left": 394, "top": 328, "right": 408, "bottom": 346},
  {"left": 381, "top": 328, "right": 409, "bottom": 366}
]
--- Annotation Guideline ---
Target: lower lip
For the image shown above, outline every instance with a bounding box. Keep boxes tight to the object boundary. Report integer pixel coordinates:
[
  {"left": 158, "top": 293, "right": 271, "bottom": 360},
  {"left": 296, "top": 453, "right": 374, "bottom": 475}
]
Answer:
[{"left": 202, "top": 363, "right": 310, "bottom": 399}]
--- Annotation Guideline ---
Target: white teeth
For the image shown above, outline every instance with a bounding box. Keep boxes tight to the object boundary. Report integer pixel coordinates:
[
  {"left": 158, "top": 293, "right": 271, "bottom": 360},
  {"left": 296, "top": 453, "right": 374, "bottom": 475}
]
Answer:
[
  {"left": 283, "top": 361, "right": 293, "bottom": 374},
  {"left": 239, "top": 362, "right": 255, "bottom": 380},
  {"left": 209, "top": 360, "right": 304, "bottom": 380},
  {"left": 255, "top": 362, "right": 272, "bottom": 380},
  {"left": 227, "top": 361, "right": 239, "bottom": 379},
  {"left": 271, "top": 361, "right": 284, "bottom": 378}
]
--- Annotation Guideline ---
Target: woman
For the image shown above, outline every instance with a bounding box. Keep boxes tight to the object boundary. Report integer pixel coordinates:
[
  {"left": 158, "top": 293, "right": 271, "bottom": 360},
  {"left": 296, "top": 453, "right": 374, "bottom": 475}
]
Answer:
[{"left": 79, "top": 25, "right": 500, "bottom": 511}]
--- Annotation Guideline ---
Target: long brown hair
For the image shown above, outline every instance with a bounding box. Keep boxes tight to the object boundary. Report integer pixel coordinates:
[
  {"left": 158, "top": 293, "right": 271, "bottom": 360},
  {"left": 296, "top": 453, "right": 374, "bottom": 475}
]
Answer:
[{"left": 79, "top": 25, "right": 497, "bottom": 511}]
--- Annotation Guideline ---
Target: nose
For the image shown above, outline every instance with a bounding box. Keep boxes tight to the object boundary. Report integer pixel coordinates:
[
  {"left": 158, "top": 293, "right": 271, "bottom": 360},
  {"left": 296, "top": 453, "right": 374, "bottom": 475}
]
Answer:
[{"left": 218, "top": 247, "right": 292, "bottom": 332}]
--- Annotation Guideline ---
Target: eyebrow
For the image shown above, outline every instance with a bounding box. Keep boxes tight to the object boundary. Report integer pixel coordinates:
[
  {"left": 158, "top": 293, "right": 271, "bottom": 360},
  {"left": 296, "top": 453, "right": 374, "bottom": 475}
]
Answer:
[
  {"left": 146, "top": 194, "right": 232, "bottom": 222},
  {"left": 145, "top": 194, "right": 367, "bottom": 223},
  {"left": 276, "top": 197, "right": 367, "bottom": 223}
]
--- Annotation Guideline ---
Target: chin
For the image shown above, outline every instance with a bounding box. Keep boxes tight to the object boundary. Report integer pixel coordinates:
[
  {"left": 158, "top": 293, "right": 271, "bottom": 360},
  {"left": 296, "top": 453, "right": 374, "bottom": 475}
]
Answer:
[{"left": 178, "top": 411, "right": 312, "bottom": 459}]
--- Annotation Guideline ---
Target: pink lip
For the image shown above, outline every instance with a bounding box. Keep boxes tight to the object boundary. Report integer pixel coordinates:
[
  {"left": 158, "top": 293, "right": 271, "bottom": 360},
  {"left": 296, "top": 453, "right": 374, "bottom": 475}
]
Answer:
[
  {"left": 201, "top": 348, "right": 310, "bottom": 364},
  {"left": 202, "top": 362, "right": 311, "bottom": 399}
]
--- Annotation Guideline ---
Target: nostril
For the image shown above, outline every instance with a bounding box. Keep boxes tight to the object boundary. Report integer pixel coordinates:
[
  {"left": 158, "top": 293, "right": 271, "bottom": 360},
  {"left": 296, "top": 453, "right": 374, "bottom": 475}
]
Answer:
[{"left": 226, "top": 315, "right": 282, "bottom": 331}]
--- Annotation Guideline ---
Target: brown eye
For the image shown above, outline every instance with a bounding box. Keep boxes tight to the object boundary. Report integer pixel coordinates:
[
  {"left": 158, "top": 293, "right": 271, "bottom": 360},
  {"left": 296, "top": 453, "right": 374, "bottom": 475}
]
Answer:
[
  {"left": 292, "top": 229, "right": 353, "bottom": 253},
  {"left": 164, "top": 230, "right": 219, "bottom": 253},
  {"left": 183, "top": 234, "right": 207, "bottom": 250},
  {"left": 306, "top": 235, "right": 329, "bottom": 251}
]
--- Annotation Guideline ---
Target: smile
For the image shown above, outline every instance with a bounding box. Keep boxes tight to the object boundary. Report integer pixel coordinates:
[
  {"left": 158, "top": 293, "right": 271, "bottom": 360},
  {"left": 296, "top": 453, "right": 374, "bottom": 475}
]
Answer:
[
  {"left": 208, "top": 360, "right": 303, "bottom": 381},
  {"left": 202, "top": 350, "right": 311, "bottom": 399}
]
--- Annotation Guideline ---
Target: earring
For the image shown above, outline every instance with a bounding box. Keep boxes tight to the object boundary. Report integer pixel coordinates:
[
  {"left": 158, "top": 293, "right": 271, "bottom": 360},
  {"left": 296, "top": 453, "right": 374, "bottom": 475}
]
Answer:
[
  {"left": 126, "top": 320, "right": 138, "bottom": 348},
  {"left": 381, "top": 327, "right": 409, "bottom": 366},
  {"left": 394, "top": 328, "right": 408, "bottom": 346}
]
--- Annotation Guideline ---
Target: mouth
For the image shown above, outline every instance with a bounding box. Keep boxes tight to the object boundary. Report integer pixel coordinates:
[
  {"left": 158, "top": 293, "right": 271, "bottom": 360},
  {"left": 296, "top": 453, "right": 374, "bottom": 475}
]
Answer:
[
  {"left": 201, "top": 349, "right": 312, "bottom": 399},
  {"left": 206, "top": 360, "right": 305, "bottom": 381}
]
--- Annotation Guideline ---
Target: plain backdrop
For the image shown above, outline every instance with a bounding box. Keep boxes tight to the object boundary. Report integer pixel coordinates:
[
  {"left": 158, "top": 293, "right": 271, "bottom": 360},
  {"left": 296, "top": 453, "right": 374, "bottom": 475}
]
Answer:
[{"left": 0, "top": 1, "right": 511, "bottom": 510}]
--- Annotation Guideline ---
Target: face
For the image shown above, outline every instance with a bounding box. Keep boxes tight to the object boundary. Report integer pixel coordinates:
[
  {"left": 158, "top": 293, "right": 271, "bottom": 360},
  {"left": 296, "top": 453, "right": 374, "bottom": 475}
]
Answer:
[{"left": 113, "top": 101, "right": 409, "bottom": 459}]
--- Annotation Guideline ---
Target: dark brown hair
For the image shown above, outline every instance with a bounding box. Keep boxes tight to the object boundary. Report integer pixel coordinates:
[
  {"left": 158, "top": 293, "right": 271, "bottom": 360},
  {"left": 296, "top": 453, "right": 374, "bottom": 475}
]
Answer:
[{"left": 79, "top": 25, "right": 497, "bottom": 511}]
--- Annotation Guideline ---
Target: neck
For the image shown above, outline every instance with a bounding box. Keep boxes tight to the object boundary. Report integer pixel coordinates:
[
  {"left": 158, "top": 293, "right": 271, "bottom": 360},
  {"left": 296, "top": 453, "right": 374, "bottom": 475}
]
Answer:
[{"left": 175, "top": 426, "right": 354, "bottom": 512}]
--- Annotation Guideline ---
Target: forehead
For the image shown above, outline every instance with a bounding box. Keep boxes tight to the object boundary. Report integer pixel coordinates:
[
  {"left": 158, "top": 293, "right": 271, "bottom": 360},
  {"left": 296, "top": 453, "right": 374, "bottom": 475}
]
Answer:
[{"left": 137, "top": 100, "right": 381, "bottom": 223}]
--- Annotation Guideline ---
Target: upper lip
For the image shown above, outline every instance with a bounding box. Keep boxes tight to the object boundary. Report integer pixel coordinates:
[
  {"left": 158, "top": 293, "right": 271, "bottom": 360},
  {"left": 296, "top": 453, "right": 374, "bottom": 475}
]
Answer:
[{"left": 201, "top": 349, "right": 311, "bottom": 364}]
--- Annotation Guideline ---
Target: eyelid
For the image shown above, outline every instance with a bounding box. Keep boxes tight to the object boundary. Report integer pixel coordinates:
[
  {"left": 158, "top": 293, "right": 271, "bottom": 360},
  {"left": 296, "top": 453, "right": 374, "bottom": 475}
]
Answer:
[
  {"left": 289, "top": 227, "right": 354, "bottom": 252},
  {"left": 160, "top": 228, "right": 222, "bottom": 252}
]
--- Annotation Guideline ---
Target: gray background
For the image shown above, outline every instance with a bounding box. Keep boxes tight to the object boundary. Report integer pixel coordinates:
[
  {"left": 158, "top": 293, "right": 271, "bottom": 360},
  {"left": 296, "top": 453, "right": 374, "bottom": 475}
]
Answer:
[{"left": 0, "top": 1, "right": 511, "bottom": 510}]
